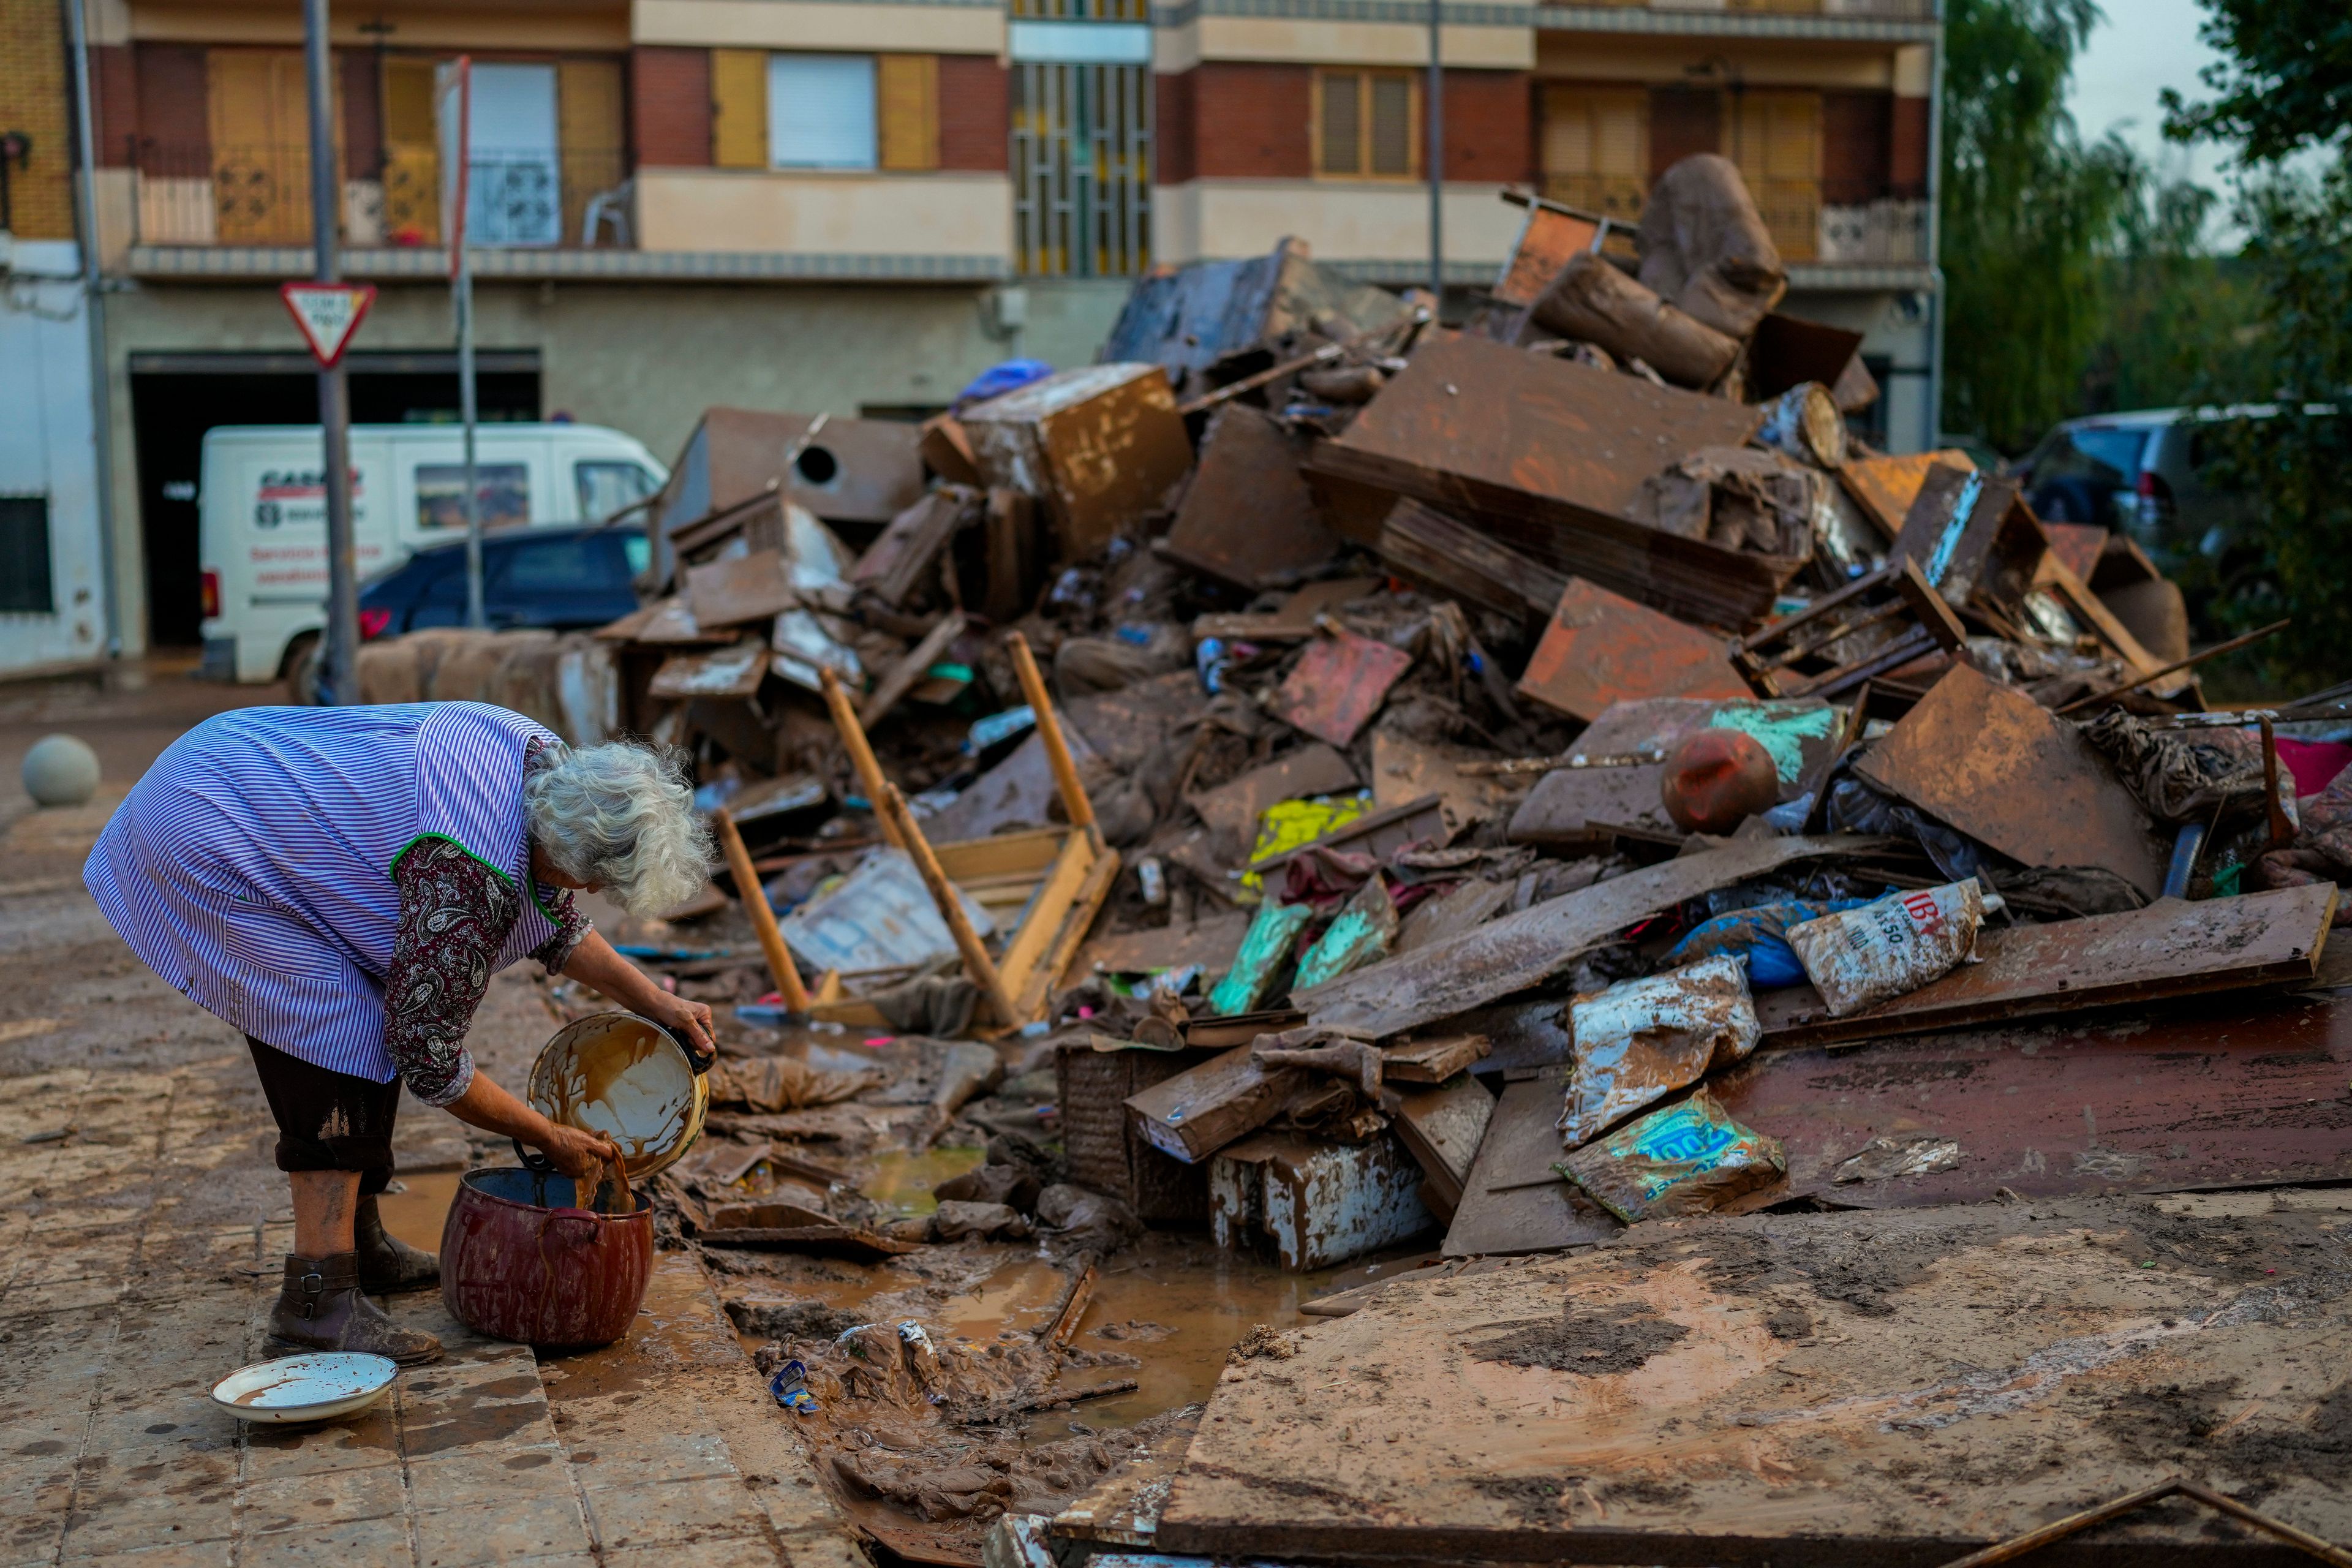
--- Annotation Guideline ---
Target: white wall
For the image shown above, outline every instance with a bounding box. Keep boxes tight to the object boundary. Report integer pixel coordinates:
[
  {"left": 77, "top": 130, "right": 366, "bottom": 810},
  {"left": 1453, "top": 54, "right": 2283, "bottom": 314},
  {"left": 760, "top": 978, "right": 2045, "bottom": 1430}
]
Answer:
[{"left": 0, "top": 241, "right": 108, "bottom": 675}]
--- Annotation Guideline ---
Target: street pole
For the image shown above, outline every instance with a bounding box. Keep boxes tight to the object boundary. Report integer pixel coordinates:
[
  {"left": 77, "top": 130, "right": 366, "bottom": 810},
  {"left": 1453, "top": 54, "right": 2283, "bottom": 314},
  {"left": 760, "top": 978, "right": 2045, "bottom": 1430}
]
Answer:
[
  {"left": 1427, "top": 0, "right": 1444, "bottom": 312},
  {"left": 458, "top": 252, "right": 483, "bottom": 628},
  {"left": 303, "top": 0, "right": 360, "bottom": 704}
]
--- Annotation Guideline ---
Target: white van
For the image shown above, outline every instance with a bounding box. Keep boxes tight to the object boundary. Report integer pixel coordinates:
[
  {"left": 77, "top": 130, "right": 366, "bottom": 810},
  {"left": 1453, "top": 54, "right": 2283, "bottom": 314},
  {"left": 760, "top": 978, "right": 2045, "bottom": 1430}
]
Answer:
[{"left": 198, "top": 422, "right": 667, "bottom": 684}]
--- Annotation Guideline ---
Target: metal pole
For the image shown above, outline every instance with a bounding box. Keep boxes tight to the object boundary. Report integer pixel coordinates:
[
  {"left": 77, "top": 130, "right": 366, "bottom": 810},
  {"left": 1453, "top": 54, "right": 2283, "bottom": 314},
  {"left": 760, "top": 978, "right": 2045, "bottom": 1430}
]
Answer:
[
  {"left": 1427, "top": 0, "right": 1444, "bottom": 309},
  {"left": 458, "top": 255, "right": 483, "bottom": 628},
  {"left": 64, "top": 0, "right": 120, "bottom": 660},
  {"left": 1923, "top": 6, "right": 1947, "bottom": 451},
  {"left": 303, "top": 0, "right": 359, "bottom": 704}
]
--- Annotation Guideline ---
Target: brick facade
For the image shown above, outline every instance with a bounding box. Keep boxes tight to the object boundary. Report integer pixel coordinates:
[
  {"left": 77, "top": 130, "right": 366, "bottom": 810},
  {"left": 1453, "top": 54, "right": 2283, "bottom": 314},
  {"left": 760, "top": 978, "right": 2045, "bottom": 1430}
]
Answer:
[
  {"left": 937, "top": 54, "right": 1006, "bottom": 172},
  {"left": 0, "top": 0, "right": 76, "bottom": 238},
  {"left": 1890, "top": 94, "right": 1929, "bottom": 198},
  {"left": 1156, "top": 68, "right": 1196, "bottom": 186},
  {"left": 92, "top": 44, "right": 136, "bottom": 168},
  {"left": 1186, "top": 62, "right": 1313, "bottom": 181},
  {"left": 631, "top": 46, "right": 711, "bottom": 168},
  {"left": 1441, "top": 69, "right": 1531, "bottom": 184},
  {"left": 1822, "top": 89, "right": 1893, "bottom": 206},
  {"left": 132, "top": 43, "right": 207, "bottom": 173}
]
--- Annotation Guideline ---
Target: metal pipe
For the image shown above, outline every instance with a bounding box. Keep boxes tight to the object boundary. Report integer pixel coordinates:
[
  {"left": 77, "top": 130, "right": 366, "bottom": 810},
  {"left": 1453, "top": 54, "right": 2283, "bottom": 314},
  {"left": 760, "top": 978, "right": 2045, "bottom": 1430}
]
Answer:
[
  {"left": 1426, "top": 0, "right": 1443, "bottom": 308},
  {"left": 2161, "top": 820, "right": 2206, "bottom": 901},
  {"left": 303, "top": 0, "right": 360, "bottom": 704},
  {"left": 64, "top": 0, "right": 121, "bottom": 660},
  {"left": 1923, "top": 1, "right": 1947, "bottom": 451}
]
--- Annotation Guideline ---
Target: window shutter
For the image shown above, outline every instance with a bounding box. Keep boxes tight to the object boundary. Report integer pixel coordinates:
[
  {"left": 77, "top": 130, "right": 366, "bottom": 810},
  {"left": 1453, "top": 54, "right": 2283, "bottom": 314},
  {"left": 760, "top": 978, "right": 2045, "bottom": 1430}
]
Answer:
[
  {"left": 1733, "top": 90, "right": 1819, "bottom": 262},
  {"left": 878, "top": 55, "right": 939, "bottom": 171},
  {"left": 381, "top": 55, "right": 440, "bottom": 242},
  {"left": 1369, "top": 74, "right": 1412, "bottom": 176},
  {"left": 559, "top": 59, "right": 624, "bottom": 241},
  {"left": 1319, "top": 71, "right": 1361, "bottom": 175},
  {"left": 1541, "top": 86, "right": 1646, "bottom": 219},
  {"left": 711, "top": 49, "right": 767, "bottom": 168},
  {"left": 767, "top": 54, "right": 878, "bottom": 170}
]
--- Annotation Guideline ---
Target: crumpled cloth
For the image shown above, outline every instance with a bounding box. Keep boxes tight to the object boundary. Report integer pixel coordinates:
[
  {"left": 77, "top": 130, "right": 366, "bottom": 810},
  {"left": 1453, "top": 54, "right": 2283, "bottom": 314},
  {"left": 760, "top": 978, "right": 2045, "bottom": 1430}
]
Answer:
[
  {"left": 2256, "top": 762, "right": 2352, "bottom": 912},
  {"left": 2082, "top": 709, "right": 2294, "bottom": 828},
  {"left": 706, "top": 1054, "right": 881, "bottom": 1112}
]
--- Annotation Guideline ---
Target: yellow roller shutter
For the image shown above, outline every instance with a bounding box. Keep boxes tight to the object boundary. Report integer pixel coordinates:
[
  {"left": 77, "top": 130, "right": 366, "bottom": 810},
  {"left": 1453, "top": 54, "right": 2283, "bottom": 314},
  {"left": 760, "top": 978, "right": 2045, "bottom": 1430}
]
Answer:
[
  {"left": 711, "top": 49, "right": 768, "bottom": 169},
  {"left": 209, "top": 49, "right": 314, "bottom": 244},
  {"left": 1540, "top": 85, "right": 1646, "bottom": 220},
  {"left": 1732, "top": 90, "right": 1820, "bottom": 261},
  {"left": 878, "top": 55, "right": 938, "bottom": 171},
  {"left": 379, "top": 56, "right": 439, "bottom": 243},
  {"left": 559, "top": 58, "right": 625, "bottom": 241}
]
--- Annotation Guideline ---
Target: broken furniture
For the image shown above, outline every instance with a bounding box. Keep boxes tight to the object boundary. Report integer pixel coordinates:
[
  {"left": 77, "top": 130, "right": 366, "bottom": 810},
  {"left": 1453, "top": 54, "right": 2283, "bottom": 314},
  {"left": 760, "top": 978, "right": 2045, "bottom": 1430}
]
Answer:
[
  {"left": 816, "top": 633, "right": 1119, "bottom": 1031},
  {"left": 959, "top": 363, "right": 1194, "bottom": 561}
]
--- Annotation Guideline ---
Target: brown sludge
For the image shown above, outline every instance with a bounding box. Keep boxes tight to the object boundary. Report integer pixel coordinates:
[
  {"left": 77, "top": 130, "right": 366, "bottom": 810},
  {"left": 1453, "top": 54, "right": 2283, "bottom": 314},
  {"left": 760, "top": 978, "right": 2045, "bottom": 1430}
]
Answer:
[{"left": 333, "top": 160, "right": 2352, "bottom": 1567}]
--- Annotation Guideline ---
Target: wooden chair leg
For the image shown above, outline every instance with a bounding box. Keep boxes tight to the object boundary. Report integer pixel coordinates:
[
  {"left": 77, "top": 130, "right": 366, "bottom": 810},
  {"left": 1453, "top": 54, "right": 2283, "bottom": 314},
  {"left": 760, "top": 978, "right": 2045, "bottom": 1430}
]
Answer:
[
  {"left": 876, "top": 782, "right": 1019, "bottom": 1026},
  {"left": 1006, "top": 631, "right": 1096, "bottom": 837},
  {"left": 713, "top": 805, "right": 810, "bottom": 1012},
  {"left": 820, "top": 665, "right": 905, "bottom": 852}
]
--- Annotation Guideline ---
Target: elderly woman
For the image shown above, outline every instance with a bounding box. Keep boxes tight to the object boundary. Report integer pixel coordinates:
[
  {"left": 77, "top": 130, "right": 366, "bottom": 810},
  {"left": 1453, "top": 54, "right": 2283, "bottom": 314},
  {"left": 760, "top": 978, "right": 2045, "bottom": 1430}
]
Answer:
[{"left": 85, "top": 701, "right": 717, "bottom": 1366}]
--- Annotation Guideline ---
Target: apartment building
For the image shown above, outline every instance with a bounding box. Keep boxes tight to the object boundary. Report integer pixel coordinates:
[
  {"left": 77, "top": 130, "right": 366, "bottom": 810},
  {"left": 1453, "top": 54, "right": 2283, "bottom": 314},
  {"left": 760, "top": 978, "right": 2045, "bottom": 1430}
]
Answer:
[
  {"left": 1, "top": 0, "right": 110, "bottom": 677},
  {"left": 62, "top": 0, "right": 1939, "bottom": 660}
]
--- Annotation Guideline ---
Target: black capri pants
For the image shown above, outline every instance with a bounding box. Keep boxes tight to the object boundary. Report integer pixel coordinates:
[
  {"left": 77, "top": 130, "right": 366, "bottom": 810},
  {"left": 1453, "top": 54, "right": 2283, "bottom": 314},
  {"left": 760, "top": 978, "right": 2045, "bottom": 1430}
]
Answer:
[{"left": 245, "top": 1037, "right": 401, "bottom": 1194}]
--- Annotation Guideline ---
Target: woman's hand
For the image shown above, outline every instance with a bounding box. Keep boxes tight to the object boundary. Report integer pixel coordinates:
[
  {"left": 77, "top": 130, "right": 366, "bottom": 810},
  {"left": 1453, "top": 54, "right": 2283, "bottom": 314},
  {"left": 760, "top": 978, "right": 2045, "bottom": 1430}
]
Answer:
[
  {"left": 560, "top": 930, "right": 718, "bottom": 1070},
  {"left": 536, "top": 1122, "right": 624, "bottom": 1184},
  {"left": 638, "top": 991, "right": 716, "bottom": 1070}
]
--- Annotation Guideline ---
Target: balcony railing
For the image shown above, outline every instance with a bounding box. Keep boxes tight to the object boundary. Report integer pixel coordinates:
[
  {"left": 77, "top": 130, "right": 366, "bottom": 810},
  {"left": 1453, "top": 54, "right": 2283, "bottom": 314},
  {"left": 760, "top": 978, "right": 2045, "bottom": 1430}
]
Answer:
[
  {"left": 1549, "top": 0, "right": 1936, "bottom": 17},
  {"left": 130, "top": 141, "right": 632, "bottom": 250}
]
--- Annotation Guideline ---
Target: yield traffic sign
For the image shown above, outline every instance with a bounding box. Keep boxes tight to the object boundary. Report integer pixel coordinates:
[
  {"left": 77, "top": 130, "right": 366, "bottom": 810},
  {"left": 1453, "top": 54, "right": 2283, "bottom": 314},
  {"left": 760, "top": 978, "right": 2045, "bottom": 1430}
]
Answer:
[{"left": 279, "top": 282, "right": 378, "bottom": 369}]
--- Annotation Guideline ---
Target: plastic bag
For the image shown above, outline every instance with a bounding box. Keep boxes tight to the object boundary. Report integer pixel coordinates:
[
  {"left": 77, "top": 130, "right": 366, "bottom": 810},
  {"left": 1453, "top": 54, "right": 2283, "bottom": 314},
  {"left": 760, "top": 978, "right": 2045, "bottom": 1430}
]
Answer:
[
  {"left": 1559, "top": 956, "right": 1760, "bottom": 1147},
  {"left": 1785, "top": 878, "right": 1995, "bottom": 1016},
  {"left": 1664, "top": 897, "right": 1869, "bottom": 988},
  {"left": 1556, "top": 1088, "right": 1786, "bottom": 1223}
]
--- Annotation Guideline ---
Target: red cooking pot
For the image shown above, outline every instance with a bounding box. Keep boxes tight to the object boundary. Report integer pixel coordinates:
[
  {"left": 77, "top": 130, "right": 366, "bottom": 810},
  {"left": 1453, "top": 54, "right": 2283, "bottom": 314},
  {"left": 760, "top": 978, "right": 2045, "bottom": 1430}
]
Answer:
[{"left": 439, "top": 1167, "right": 653, "bottom": 1350}]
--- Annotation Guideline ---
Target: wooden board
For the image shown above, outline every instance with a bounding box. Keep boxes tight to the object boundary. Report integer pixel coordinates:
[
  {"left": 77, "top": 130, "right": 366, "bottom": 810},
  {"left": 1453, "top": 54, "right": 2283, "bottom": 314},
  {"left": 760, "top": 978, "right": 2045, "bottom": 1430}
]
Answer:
[
  {"left": 1382, "top": 1033, "right": 1493, "bottom": 1085},
  {"left": 1393, "top": 1075, "right": 1497, "bottom": 1217},
  {"left": 1515, "top": 578, "right": 1752, "bottom": 723},
  {"left": 1442, "top": 1067, "right": 1619, "bottom": 1256},
  {"left": 1719, "top": 982, "right": 2352, "bottom": 1207},
  {"left": 1855, "top": 663, "right": 2168, "bottom": 899},
  {"left": 1073, "top": 911, "right": 1253, "bottom": 978},
  {"left": 685, "top": 548, "right": 796, "bottom": 628},
  {"left": 1394, "top": 878, "right": 1517, "bottom": 957},
  {"left": 1298, "top": 835, "right": 1883, "bottom": 1040},
  {"left": 1754, "top": 883, "right": 2337, "bottom": 1048},
  {"left": 1186, "top": 744, "right": 1359, "bottom": 854},
  {"left": 1161, "top": 1191, "right": 2352, "bottom": 1562},
  {"left": 1837, "top": 448, "right": 1975, "bottom": 540},
  {"left": 1124, "top": 1045, "right": 1310, "bottom": 1164},
  {"left": 1369, "top": 731, "right": 1518, "bottom": 833}
]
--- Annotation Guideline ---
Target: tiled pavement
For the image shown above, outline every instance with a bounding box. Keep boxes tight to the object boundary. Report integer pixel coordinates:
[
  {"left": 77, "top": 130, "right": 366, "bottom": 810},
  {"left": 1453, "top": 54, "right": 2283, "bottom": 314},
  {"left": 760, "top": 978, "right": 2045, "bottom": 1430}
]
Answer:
[{"left": 0, "top": 784, "right": 865, "bottom": 1568}]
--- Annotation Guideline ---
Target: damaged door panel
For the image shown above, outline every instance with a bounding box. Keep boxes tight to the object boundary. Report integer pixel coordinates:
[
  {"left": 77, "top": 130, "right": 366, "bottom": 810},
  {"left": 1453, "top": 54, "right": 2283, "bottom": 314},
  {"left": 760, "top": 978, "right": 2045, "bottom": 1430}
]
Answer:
[{"left": 1209, "top": 1130, "right": 1434, "bottom": 1270}]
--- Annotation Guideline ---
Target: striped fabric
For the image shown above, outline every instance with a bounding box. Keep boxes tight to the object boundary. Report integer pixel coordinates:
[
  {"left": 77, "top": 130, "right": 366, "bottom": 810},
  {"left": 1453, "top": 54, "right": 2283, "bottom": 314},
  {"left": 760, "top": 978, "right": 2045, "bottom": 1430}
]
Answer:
[{"left": 85, "top": 703, "right": 563, "bottom": 1084}]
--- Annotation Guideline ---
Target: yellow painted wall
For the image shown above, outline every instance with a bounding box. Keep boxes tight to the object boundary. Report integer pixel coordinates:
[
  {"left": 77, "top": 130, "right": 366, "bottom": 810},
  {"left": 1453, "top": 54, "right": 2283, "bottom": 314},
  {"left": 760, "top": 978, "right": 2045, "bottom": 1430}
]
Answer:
[
  {"left": 635, "top": 0, "right": 1002, "bottom": 54},
  {"left": 1158, "top": 17, "right": 1534, "bottom": 72},
  {"left": 635, "top": 168, "right": 1012, "bottom": 256},
  {"left": 1534, "top": 34, "right": 1893, "bottom": 88},
  {"left": 1153, "top": 179, "right": 1522, "bottom": 265}
]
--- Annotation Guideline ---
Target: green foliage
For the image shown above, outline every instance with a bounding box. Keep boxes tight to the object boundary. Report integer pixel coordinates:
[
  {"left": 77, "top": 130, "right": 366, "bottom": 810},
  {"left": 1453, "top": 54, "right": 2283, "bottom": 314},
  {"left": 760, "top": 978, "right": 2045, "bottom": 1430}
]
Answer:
[
  {"left": 1940, "top": 0, "right": 2139, "bottom": 454},
  {"left": 2180, "top": 157, "right": 2352, "bottom": 688},
  {"left": 2160, "top": 0, "right": 2352, "bottom": 165},
  {"left": 2081, "top": 175, "right": 2266, "bottom": 415}
]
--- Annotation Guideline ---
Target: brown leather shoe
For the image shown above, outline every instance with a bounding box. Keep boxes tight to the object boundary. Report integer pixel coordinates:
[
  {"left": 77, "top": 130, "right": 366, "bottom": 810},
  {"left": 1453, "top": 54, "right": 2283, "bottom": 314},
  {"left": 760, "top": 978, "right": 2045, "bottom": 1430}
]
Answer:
[
  {"left": 355, "top": 1194, "right": 440, "bottom": 1294},
  {"left": 264, "top": 1252, "right": 441, "bottom": 1366}
]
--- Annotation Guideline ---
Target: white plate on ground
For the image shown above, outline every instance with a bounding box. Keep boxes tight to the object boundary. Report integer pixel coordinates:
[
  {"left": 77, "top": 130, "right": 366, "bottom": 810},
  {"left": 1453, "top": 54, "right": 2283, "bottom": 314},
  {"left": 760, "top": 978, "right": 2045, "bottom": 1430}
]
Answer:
[{"left": 210, "top": 1352, "right": 398, "bottom": 1423}]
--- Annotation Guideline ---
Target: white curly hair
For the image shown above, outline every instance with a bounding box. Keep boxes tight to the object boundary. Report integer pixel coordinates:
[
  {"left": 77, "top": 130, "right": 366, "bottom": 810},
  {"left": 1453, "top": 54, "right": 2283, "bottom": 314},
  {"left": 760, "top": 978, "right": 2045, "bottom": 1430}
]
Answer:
[{"left": 523, "top": 741, "right": 712, "bottom": 916}]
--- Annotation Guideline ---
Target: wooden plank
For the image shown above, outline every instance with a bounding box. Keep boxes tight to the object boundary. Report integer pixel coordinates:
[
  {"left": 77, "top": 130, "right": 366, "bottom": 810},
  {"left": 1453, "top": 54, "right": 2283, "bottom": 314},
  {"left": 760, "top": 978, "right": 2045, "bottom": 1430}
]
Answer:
[
  {"left": 859, "top": 610, "right": 967, "bottom": 729},
  {"left": 1837, "top": 448, "right": 1975, "bottom": 540},
  {"left": 1297, "top": 834, "right": 1883, "bottom": 1040},
  {"left": 851, "top": 489, "right": 967, "bottom": 609},
  {"left": 1441, "top": 1068, "right": 1618, "bottom": 1257},
  {"left": 1002, "top": 835, "right": 1121, "bottom": 1023},
  {"left": 1074, "top": 911, "right": 1253, "bottom": 977},
  {"left": 685, "top": 548, "right": 796, "bottom": 628},
  {"left": 1124, "top": 1044, "right": 1310, "bottom": 1164},
  {"left": 1159, "top": 1191, "right": 2352, "bottom": 1562},
  {"left": 1393, "top": 1074, "right": 1496, "bottom": 1218},
  {"left": 1186, "top": 744, "right": 1359, "bottom": 855},
  {"left": 931, "top": 826, "right": 1063, "bottom": 881},
  {"left": 1754, "top": 883, "right": 2338, "bottom": 1049},
  {"left": 1190, "top": 576, "right": 1387, "bottom": 643},
  {"left": 1159, "top": 404, "right": 1338, "bottom": 592},
  {"left": 1369, "top": 731, "right": 1517, "bottom": 834},
  {"left": 1515, "top": 578, "right": 1752, "bottom": 723},
  {"left": 1854, "top": 663, "right": 2168, "bottom": 899},
  {"left": 1381, "top": 1033, "right": 1492, "bottom": 1085},
  {"left": 1394, "top": 878, "right": 1517, "bottom": 957},
  {"left": 1719, "top": 982, "right": 2352, "bottom": 1207},
  {"left": 1374, "top": 498, "right": 1567, "bottom": 627}
]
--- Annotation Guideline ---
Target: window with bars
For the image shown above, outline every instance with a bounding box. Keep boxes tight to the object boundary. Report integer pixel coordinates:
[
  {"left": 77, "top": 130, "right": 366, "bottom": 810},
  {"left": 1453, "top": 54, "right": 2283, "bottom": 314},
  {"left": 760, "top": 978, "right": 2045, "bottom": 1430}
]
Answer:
[
  {"left": 1728, "top": 90, "right": 1822, "bottom": 262},
  {"left": 1540, "top": 85, "right": 1648, "bottom": 221},
  {"left": 0, "top": 497, "right": 56, "bottom": 616},
  {"left": 1315, "top": 69, "right": 1418, "bottom": 179}
]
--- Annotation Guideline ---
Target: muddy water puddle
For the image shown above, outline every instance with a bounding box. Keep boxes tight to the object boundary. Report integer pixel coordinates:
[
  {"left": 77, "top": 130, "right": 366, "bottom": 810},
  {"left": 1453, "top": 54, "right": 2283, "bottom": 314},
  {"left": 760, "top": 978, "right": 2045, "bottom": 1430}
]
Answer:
[
  {"left": 378, "top": 1170, "right": 462, "bottom": 1253},
  {"left": 726, "top": 1232, "right": 1423, "bottom": 1435},
  {"left": 860, "top": 1145, "right": 986, "bottom": 1217}
]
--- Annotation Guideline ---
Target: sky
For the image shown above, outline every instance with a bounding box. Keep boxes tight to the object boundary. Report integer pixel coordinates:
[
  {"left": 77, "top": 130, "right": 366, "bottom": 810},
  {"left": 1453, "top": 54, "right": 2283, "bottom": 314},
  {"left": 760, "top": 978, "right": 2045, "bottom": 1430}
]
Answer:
[{"left": 2064, "top": 0, "right": 2239, "bottom": 233}]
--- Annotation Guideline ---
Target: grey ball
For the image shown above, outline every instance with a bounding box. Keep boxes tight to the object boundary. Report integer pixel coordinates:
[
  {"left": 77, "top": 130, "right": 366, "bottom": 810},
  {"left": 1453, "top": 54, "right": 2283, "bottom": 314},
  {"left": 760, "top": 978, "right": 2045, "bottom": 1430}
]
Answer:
[{"left": 22, "top": 734, "right": 100, "bottom": 808}]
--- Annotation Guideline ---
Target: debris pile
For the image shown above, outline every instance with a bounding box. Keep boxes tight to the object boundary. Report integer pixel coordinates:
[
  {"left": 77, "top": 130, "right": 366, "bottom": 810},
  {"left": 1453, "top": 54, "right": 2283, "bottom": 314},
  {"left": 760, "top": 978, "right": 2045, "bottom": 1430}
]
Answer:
[{"left": 363, "top": 160, "right": 2352, "bottom": 1566}]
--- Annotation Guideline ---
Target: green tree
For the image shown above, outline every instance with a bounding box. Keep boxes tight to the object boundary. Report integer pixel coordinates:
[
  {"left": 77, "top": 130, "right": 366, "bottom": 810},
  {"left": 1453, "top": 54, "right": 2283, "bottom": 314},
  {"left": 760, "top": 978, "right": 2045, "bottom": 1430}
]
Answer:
[
  {"left": 2081, "top": 172, "right": 2264, "bottom": 415},
  {"left": 2161, "top": 0, "right": 2352, "bottom": 687},
  {"left": 1940, "top": 0, "right": 2139, "bottom": 454}
]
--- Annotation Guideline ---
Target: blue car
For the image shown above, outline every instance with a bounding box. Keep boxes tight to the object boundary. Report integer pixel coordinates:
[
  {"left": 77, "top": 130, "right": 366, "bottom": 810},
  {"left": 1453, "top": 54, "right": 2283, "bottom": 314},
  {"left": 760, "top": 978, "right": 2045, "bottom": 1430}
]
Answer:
[{"left": 358, "top": 524, "right": 649, "bottom": 640}]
